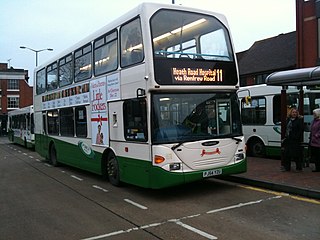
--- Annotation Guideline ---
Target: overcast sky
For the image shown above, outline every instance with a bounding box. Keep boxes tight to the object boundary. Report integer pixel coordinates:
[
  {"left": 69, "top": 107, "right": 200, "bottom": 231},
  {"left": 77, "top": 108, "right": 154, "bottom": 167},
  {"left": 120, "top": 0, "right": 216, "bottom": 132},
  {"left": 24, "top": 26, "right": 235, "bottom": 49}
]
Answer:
[{"left": 0, "top": 0, "right": 296, "bottom": 85}]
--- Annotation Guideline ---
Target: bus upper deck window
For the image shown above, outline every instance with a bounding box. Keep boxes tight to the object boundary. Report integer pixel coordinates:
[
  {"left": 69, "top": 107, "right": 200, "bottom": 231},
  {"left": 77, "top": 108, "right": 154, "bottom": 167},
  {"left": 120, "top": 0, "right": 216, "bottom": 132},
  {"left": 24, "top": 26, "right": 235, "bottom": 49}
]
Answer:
[
  {"left": 120, "top": 18, "right": 144, "bottom": 67},
  {"left": 74, "top": 44, "right": 92, "bottom": 82}
]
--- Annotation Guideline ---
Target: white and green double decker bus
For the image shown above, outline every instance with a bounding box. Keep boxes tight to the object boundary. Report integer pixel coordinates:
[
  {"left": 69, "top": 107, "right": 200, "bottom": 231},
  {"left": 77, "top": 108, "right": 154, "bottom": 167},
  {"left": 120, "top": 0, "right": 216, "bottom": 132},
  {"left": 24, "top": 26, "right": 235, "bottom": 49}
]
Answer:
[{"left": 33, "top": 2, "right": 246, "bottom": 189}]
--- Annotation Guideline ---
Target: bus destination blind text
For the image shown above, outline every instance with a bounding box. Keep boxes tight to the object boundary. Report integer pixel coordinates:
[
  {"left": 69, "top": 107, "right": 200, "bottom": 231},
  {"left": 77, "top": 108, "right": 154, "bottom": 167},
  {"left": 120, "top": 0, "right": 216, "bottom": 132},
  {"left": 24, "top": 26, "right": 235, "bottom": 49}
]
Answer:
[{"left": 172, "top": 67, "right": 223, "bottom": 83}]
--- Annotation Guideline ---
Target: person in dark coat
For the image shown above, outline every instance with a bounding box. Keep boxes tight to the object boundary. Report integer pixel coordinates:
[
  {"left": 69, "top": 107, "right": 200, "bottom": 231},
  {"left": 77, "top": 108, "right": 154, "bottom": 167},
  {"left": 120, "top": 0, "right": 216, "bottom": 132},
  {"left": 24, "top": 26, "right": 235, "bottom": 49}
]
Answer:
[
  {"left": 282, "top": 108, "right": 304, "bottom": 172},
  {"left": 309, "top": 108, "right": 320, "bottom": 172}
]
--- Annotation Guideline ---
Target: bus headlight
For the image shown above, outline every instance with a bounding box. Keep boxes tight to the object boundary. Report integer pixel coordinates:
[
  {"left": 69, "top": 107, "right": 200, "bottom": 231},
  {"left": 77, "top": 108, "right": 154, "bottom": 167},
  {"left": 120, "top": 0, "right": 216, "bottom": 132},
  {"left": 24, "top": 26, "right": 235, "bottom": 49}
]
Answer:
[
  {"left": 235, "top": 153, "right": 245, "bottom": 161},
  {"left": 170, "top": 163, "right": 181, "bottom": 171}
]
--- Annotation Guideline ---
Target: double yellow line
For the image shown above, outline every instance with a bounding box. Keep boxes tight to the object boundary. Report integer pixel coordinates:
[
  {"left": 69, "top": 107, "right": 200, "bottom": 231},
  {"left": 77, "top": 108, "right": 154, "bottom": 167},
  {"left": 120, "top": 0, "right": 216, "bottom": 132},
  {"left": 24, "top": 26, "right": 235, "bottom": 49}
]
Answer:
[{"left": 241, "top": 185, "right": 320, "bottom": 205}]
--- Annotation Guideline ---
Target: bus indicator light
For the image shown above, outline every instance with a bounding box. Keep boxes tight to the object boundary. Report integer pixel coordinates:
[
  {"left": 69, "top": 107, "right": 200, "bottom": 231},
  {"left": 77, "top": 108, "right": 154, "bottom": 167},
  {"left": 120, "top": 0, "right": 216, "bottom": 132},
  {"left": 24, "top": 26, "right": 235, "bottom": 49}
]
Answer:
[{"left": 154, "top": 155, "right": 165, "bottom": 164}]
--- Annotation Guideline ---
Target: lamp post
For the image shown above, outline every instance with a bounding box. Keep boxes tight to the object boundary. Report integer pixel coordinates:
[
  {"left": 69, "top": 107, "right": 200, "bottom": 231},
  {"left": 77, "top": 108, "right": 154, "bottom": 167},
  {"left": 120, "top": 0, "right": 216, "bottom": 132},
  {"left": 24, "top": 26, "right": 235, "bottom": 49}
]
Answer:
[{"left": 20, "top": 46, "right": 53, "bottom": 67}]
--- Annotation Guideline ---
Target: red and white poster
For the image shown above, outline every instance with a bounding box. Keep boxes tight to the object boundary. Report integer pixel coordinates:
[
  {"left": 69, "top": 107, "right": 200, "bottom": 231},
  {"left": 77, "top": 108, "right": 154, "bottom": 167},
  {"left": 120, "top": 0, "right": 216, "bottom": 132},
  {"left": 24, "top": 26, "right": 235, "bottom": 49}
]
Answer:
[{"left": 90, "top": 77, "right": 108, "bottom": 146}]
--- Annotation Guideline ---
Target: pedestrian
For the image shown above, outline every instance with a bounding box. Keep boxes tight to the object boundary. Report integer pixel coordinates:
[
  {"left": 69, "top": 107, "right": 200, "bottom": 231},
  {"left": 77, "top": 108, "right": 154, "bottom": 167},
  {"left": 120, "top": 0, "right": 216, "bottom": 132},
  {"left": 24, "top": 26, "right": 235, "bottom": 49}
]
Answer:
[
  {"left": 282, "top": 108, "right": 304, "bottom": 172},
  {"left": 309, "top": 108, "right": 320, "bottom": 172}
]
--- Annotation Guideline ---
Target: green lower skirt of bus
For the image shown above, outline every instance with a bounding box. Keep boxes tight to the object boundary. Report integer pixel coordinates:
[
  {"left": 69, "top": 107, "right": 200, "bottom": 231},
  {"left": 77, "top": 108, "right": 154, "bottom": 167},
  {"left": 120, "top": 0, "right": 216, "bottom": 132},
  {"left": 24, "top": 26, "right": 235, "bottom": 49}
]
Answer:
[
  {"left": 118, "top": 157, "right": 247, "bottom": 189},
  {"left": 149, "top": 159, "right": 246, "bottom": 189},
  {"left": 35, "top": 135, "right": 246, "bottom": 189},
  {"left": 11, "top": 135, "right": 34, "bottom": 149},
  {"left": 266, "top": 146, "right": 281, "bottom": 157}
]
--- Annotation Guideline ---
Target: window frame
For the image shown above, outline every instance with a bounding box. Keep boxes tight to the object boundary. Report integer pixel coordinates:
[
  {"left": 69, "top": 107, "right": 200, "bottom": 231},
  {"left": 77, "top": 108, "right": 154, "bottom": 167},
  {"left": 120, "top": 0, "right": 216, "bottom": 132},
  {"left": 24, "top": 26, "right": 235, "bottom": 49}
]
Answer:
[
  {"left": 94, "top": 30, "right": 118, "bottom": 76},
  {"left": 8, "top": 79, "right": 19, "bottom": 90},
  {"left": 59, "top": 54, "right": 73, "bottom": 87},
  {"left": 75, "top": 106, "right": 87, "bottom": 138},
  {"left": 46, "top": 62, "right": 58, "bottom": 91},
  {"left": 36, "top": 68, "right": 46, "bottom": 94},
  {"left": 60, "top": 107, "right": 75, "bottom": 137},
  {"left": 123, "top": 98, "right": 148, "bottom": 142},
  {"left": 74, "top": 43, "right": 92, "bottom": 82},
  {"left": 120, "top": 17, "right": 144, "bottom": 68},
  {"left": 7, "top": 96, "right": 19, "bottom": 109},
  {"left": 47, "top": 110, "right": 59, "bottom": 135},
  {"left": 241, "top": 96, "right": 266, "bottom": 125}
]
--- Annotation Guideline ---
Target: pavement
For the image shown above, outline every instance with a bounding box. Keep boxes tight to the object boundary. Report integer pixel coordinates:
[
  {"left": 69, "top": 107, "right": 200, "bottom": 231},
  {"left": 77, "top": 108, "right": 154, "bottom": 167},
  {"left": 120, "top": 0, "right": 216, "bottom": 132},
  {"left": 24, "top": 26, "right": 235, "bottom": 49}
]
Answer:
[{"left": 224, "top": 156, "right": 320, "bottom": 200}]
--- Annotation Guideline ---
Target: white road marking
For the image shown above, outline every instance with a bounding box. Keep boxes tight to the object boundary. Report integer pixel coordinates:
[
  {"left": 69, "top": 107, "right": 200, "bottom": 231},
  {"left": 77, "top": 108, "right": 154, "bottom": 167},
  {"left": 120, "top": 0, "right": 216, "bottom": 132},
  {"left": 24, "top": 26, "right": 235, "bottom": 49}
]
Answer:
[
  {"left": 206, "top": 195, "right": 281, "bottom": 214},
  {"left": 124, "top": 199, "right": 148, "bottom": 210},
  {"left": 92, "top": 185, "right": 108, "bottom": 192},
  {"left": 23, "top": 153, "right": 28, "bottom": 155},
  {"left": 82, "top": 230, "right": 125, "bottom": 240},
  {"left": 29, "top": 156, "right": 34, "bottom": 159},
  {"left": 175, "top": 220, "right": 217, "bottom": 239},
  {"left": 35, "top": 159, "right": 41, "bottom": 162},
  {"left": 71, "top": 175, "right": 83, "bottom": 181},
  {"left": 44, "top": 163, "right": 52, "bottom": 167},
  {"left": 82, "top": 195, "right": 281, "bottom": 240}
]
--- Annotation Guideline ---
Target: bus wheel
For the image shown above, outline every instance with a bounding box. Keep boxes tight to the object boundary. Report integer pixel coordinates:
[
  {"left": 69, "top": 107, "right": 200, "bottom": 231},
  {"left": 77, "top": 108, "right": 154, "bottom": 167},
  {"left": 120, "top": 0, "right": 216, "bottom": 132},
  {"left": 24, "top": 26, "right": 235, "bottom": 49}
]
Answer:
[
  {"left": 49, "top": 144, "right": 58, "bottom": 166},
  {"left": 249, "top": 139, "right": 265, "bottom": 157},
  {"left": 107, "top": 153, "right": 120, "bottom": 186}
]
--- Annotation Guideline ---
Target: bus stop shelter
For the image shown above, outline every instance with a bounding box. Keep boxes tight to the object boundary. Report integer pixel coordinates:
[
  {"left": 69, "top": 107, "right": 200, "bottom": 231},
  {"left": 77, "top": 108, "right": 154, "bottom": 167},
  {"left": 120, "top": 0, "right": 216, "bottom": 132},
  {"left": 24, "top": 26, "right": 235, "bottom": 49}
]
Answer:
[{"left": 266, "top": 66, "right": 320, "bottom": 163}]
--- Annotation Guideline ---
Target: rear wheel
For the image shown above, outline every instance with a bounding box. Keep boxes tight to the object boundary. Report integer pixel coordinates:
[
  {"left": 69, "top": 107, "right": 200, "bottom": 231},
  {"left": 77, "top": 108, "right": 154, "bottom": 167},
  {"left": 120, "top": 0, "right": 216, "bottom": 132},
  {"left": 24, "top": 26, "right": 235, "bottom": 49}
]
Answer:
[
  {"left": 107, "top": 153, "right": 121, "bottom": 186},
  {"left": 249, "top": 139, "right": 265, "bottom": 157},
  {"left": 49, "top": 144, "right": 59, "bottom": 166}
]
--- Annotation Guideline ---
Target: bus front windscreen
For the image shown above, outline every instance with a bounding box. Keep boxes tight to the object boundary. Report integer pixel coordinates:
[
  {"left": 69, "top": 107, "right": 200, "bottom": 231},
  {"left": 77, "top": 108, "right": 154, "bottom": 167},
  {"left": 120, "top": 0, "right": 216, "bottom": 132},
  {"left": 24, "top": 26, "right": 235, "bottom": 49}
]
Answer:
[
  {"left": 152, "top": 92, "right": 242, "bottom": 144},
  {"left": 151, "top": 9, "right": 238, "bottom": 86}
]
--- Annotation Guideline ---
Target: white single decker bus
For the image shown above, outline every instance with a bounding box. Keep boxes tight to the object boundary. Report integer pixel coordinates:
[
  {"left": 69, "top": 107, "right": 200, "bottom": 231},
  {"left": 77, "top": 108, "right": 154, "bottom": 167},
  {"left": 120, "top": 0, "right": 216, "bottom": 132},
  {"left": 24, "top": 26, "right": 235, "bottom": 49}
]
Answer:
[
  {"left": 7, "top": 105, "right": 35, "bottom": 148},
  {"left": 238, "top": 84, "right": 320, "bottom": 157},
  {"left": 33, "top": 2, "right": 246, "bottom": 188}
]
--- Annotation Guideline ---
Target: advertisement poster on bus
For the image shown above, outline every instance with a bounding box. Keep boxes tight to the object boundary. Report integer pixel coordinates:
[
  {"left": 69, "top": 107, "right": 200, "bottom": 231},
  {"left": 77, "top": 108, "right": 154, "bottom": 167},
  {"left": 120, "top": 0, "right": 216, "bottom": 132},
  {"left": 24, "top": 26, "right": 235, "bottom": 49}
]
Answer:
[
  {"left": 42, "top": 83, "right": 89, "bottom": 110},
  {"left": 107, "top": 73, "right": 120, "bottom": 101},
  {"left": 90, "top": 77, "right": 108, "bottom": 147}
]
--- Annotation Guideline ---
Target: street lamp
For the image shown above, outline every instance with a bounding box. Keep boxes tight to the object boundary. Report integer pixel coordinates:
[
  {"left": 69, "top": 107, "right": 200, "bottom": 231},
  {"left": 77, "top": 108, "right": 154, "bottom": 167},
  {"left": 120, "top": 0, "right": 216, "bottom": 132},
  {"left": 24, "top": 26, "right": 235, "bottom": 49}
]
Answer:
[{"left": 20, "top": 46, "right": 53, "bottom": 67}]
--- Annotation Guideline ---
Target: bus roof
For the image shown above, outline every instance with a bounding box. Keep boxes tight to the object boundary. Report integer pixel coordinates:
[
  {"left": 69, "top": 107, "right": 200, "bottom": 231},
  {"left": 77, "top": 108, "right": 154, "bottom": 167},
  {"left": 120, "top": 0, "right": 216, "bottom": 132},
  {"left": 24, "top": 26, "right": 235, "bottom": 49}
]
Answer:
[
  {"left": 8, "top": 105, "right": 34, "bottom": 116},
  {"left": 34, "top": 2, "right": 229, "bottom": 72}
]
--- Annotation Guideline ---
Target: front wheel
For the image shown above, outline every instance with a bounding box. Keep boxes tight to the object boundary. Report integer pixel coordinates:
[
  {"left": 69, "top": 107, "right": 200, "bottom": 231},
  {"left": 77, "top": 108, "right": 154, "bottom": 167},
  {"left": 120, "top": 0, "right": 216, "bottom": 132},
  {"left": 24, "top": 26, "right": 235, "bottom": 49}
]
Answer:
[{"left": 107, "top": 153, "right": 121, "bottom": 186}]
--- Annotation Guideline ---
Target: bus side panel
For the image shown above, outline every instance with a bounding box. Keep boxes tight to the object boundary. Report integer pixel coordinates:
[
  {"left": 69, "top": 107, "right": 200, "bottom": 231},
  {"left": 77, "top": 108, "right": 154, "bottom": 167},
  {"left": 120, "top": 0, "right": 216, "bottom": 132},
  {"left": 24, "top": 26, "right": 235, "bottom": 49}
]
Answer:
[
  {"left": 266, "top": 146, "right": 282, "bottom": 157},
  {"left": 35, "top": 135, "right": 102, "bottom": 175},
  {"left": 54, "top": 138, "right": 102, "bottom": 174},
  {"left": 117, "top": 156, "right": 153, "bottom": 187},
  {"left": 111, "top": 141, "right": 152, "bottom": 187},
  {"left": 35, "top": 134, "right": 48, "bottom": 158}
]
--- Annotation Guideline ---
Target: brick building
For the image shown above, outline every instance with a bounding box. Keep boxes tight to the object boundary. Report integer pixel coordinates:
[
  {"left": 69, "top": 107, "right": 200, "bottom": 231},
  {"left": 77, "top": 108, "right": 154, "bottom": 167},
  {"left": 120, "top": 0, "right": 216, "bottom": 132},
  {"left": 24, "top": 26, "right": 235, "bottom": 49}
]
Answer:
[
  {"left": 296, "top": 0, "right": 318, "bottom": 67},
  {"left": 0, "top": 63, "right": 33, "bottom": 135}
]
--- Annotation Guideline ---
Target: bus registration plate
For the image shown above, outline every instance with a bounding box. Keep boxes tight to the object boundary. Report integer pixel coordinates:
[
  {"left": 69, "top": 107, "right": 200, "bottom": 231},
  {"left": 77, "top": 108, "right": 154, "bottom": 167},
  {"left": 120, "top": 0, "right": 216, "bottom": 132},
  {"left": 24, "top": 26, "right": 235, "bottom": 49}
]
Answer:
[{"left": 203, "top": 169, "right": 222, "bottom": 178}]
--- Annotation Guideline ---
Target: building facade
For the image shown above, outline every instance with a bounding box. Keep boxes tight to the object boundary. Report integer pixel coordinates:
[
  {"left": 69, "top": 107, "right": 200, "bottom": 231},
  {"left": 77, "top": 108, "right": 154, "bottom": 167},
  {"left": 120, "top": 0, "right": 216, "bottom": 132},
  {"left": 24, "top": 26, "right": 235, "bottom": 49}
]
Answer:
[
  {"left": 238, "top": 0, "right": 320, "bottom": 86},
  {"left": 296, "top": 0, "right": 319, "bottom": 67},
  {"left": 0, "top": 63, "right": 33, "bottom": 135},
  {"left": 238, "top": 32, "right": 296, "bottom": 86}
]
